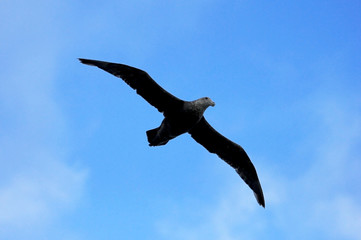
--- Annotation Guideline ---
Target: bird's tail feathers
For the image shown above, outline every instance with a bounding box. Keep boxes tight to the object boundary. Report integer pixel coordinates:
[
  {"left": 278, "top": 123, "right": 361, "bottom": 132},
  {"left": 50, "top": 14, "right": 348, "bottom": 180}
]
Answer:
[
  {"left": 147, "top": 127, "right": 159, "bottom": 146},
  {"left": 146, "top": 127, "right": 169, "bottom": 146}
]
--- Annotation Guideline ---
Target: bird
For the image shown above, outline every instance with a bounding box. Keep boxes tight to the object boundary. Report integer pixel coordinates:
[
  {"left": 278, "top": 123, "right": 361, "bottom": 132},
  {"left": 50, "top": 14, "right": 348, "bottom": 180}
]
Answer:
[{"left": 79, "top": 58, "right": 265, "bottom": 207}]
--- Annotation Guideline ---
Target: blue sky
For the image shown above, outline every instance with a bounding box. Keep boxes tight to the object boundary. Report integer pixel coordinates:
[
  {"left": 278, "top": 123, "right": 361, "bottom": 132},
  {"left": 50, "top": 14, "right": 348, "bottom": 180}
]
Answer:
[{"left": 1, "top": 0, "right": 361, "bottom": 239}]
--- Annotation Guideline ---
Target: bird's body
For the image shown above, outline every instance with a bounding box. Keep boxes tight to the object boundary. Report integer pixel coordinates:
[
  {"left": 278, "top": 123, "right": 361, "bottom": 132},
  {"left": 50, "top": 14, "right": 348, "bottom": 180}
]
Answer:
[
  {"left": 147, "top": 98, "right": 215, "bottom": 146},
  {"left": 79, "top": 58, "right": 265, "bottom": 207}
]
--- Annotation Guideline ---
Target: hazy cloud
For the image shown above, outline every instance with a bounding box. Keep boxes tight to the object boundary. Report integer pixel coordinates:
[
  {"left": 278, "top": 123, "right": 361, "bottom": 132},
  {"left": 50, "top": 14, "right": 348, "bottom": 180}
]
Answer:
[
  {"left": 156, "top": 91, "right": 361, "bottom": 240},
  {"left": 0, "top": 52, "right": 87, "bottom": 237}
]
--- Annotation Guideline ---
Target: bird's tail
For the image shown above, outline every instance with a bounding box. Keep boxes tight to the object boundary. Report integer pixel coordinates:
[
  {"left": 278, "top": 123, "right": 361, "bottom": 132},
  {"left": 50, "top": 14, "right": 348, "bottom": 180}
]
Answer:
[
  {"left": 146, "top": 127, "right": 159, "bottom": 145},
  {"left": 146, "top": 127, "right": 168, "bottom": 146}
]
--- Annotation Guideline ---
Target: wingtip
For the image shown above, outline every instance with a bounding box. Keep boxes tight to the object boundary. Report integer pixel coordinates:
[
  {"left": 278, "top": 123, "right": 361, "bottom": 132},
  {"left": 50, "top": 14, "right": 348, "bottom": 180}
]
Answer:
[
  {"left": 78, "top": 58, "right": 96, "bottom": 66},
  {"left": 254, "top": 191, "right": 265, "bottom": 208},
  {"left": 236, "top": 168, "right": 265, "bottom": 208}
]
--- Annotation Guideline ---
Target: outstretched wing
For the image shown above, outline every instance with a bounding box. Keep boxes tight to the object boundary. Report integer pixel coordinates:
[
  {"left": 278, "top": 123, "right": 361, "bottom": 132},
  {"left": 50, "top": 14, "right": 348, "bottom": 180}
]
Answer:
[
  {"left": 189, "top": 117, "right": 265, "bottom": 207},
  {"left": 79, "top": 58, "right": 184, "bottom": 114}
]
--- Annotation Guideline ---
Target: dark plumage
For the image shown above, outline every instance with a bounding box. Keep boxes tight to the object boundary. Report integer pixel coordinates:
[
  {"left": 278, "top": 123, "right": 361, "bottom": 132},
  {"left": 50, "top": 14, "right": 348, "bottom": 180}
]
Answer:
[{"left": 79, "top": 58, "right": 265, "bottom": 207}]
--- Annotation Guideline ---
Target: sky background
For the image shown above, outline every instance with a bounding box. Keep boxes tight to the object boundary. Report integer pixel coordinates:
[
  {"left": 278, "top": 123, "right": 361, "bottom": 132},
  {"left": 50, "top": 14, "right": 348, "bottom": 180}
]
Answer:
[{"left": 1, "top": 0, "right": 361, "bottom": 239}]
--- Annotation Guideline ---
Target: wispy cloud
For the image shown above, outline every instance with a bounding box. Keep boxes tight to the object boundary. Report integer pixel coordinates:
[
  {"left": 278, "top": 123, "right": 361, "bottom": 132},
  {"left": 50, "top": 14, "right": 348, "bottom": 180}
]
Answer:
[
  {"left": 0, "top": 51, "right": 87, "bottom": 238},
  {"left": 155, "top": 58, "right": 361, "bottom": 239},
  {"left": 0, "top": 160, "right": 86, "bottom": 228}
]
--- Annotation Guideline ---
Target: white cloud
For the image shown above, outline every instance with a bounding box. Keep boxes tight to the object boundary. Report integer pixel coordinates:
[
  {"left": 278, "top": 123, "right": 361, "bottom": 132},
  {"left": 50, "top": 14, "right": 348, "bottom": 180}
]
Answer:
[
  {"left": 313, "top": 196, "right": 361, "bottom": 240},
  {"left": 0, "top": 160, "right": 86, "bottom": 228},
  {"left": 155, "top": 94, "right": 361, "bottom": 240},
  {"left": 0, "top": 51, "right": 87, "bottom": 237}
]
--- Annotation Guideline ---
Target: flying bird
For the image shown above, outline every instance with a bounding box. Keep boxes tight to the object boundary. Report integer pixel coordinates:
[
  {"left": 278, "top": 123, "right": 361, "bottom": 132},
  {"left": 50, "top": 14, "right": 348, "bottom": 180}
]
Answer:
[{"left": 79, "top": 58, "right": 265, "bottom": 207}]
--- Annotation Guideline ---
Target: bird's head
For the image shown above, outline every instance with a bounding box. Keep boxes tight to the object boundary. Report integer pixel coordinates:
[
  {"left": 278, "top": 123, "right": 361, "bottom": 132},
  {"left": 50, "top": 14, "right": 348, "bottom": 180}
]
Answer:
[
  {"left": 191, "top": 97, "right": 215, "bottom": 115},
  {"left": 199, "top": 97, "right": 216, "bottom": 108},
  {"left": 205, "top": 97, "right": 216, "bottom": 107}
]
